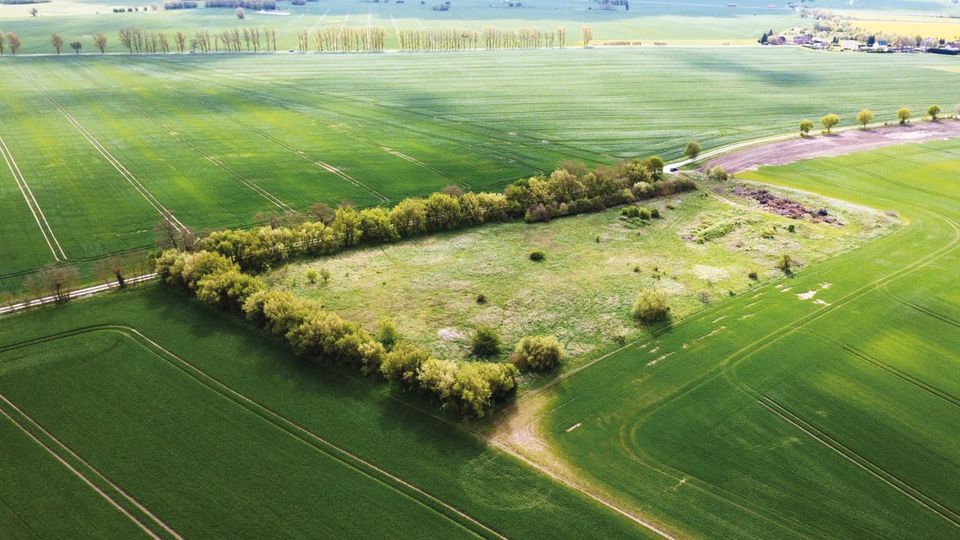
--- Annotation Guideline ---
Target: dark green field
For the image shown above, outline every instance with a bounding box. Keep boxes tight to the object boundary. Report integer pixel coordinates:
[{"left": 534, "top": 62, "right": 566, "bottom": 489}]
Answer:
[{"left": 0, "top": 286, "right": 653, "bottom": 538}]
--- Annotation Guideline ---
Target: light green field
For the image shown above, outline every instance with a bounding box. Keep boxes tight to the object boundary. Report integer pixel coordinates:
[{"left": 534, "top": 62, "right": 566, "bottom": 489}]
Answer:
[
  {"left": 0, "top": 286, "right": 651, "bottom": 538},
  {"left": 1, "top": 47, "right": 959, "bottom": 293},
  {"left": 533, "top": 139, "right": 960, "bottom": 537},
  {"left": 0, "top": 0, "right": 802, "bottom": 53},
  {"left": 266, "top": 181, "right": 896, "bottom": 372}
]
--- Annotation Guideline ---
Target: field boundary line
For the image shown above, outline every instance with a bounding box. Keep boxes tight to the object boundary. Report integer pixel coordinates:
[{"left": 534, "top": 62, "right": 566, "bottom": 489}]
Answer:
[
  {"left": 110, "top": 326, "right": 504, "bottom": 540},
  {"left": 67, "top": 64, "right": 296, "bottom": 214},
  {"left": 841, "top": 345, "right": 960, "bottom": 408},
  {"left": 0, "top": 135, "right": 67, "bottom": 261},
  {"left": 0, "top": 393, "right": 180, "bottom": 539},
  {"left": 14, "top": 67, "right": 186, "bottom": 232},
  {"left": 757, "top": 395, "right": 960, "bottom": 528}
]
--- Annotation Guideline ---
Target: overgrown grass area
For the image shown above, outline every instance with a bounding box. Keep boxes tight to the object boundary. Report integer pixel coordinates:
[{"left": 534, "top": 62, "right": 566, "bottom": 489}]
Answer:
[
  {"left": 266, "top": 182, "right": 896, "bottom": 374},
  {"left": 0, "top": 285, "right": 649, "bottom": 538},
  {"left": 2, "top": 48, "right": 958, "bottom": 291},
  {"left": 537, "top": 139, "right": 960, "bottom": 537}
]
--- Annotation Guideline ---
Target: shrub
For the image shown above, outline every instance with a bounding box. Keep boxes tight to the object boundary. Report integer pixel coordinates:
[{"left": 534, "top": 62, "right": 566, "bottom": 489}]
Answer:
[
  {"left": 650, "top": 208, "right": 661, "bottom": 219},
  {"left": 748, "top": 271, "right": 759, "bottom": 280},
  {"left": 524, "top": 203, "right": 552, "bottom": 223},
  {"left": 708, "top": 166, "right": 728, "bottom": 182},
  {"left": 632, "top": 289, "right": 670, "bottom": 323},
  {"left": 195, "top": 269, "right": 265, "bottom": 312},
  {"left": 510, "top": 335, "right": 564, "bottom": 372},
  {"left": 320, "top": 268, "right": 331, "bottom": 284},
  {"left": 476, "top": 293, "right": 487, "bottom": 304},
  {"left": 376, "top": 317, "right": 400, "bottom": 350},
  {"left": 529, "top": 250, "right": 546, "bottom": 262},
  {"left": 305, "top": 269, "right": 319, "bottom": 284},
  {"left": 897, "top": 107, "right": 911, "bottom": 125},
  {"left": 470, "top": 326, "right": 501, "bottom": 358},
  {"left": 775, "top": 254, "right": 793, "bottom": 274},
  {"left": 380, "top": 343, "right": 431, "bottom": 388}
]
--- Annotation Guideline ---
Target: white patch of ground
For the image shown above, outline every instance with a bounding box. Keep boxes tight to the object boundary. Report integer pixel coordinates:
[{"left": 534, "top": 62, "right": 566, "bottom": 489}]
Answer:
[
  {"left": 797, "top": 290, "right": 818, "bottom": 300},
  {"left": 813, "top": 299, "right": 832, "bottom": 306},
  {"left": 438, "top": 327, "right": 466, "bottom": 341},
  {"left": 692, "top": 265, "right": 729, "bottom": 282},
  {"left": 565, "top": 422, "right": 582, "bottom": 433}
]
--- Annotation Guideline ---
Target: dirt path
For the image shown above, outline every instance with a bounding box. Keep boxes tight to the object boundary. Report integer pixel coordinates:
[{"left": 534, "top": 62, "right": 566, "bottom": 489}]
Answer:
[{"left": 708, "top": 120, "right": 960, "bottom": 174}]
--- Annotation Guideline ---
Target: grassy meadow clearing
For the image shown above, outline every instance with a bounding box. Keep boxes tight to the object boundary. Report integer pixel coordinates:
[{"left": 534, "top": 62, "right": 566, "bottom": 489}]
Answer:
[
  {"left": 535, "top": 139, "right": 960, "bottom": 537},
  {"left": 266, "top": 180, "right": 896, "bottom": 373},
  {"left": 0, "top": 285, "right": 653, "bottom": 538},
  {"left": 1, "top": 47, "right": 959, "bottom": 293}
]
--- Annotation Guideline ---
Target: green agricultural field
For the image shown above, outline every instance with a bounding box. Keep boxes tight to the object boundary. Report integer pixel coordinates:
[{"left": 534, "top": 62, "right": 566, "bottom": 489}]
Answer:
[
  {"left": 266, "top": 181, "right": 896, "bottom": 372},
  {"left": 0, "top": 285, "right": 653, "bottom": 538},
  {"left": 529, "top": 139, "right": 960, "bottom": 537},
  {"left": 0, "top": 0, "right": 804, "bottom": 54},
  {"left": 1, "top": 47, "right": 959, "bottom": 293}
]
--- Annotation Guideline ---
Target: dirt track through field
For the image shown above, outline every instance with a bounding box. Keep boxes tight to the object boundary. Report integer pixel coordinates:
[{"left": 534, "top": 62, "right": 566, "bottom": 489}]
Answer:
[{"left": 708, "top": 121, "right": 960, "bottom": 174}]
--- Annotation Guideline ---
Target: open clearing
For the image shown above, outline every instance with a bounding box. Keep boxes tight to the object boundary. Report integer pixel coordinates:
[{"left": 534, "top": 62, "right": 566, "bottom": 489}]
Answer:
[
  {"left": 267, "top": 182, "right": 895, "bottom": 373},
  {"left": 2, "top": 48, "right": 959, "bottom": 292},
  {"left": 525, "top": 139, "right": 960, "bottom": 537},
  {"left": 0, "top": 286, "right": 652, "bottom": 538}
]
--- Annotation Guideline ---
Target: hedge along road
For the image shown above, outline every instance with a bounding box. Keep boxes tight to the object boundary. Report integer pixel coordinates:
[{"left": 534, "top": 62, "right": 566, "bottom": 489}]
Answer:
[{"left": 528, "top": 138, "right": 960, "bottom": 537}]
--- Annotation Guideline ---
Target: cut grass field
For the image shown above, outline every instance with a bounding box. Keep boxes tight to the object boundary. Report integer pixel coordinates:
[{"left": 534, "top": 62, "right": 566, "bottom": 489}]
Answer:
[
  {"left": 266, "top": 181, "right": 896, "bottom": 373},
  {"left": 0, "top": 286, "right": 652, "bottom": 538},
  {"left": 528, "top": 139, "right": 960, "bottom": 537},
  {"left": 1, "top": 47, "right": 959, "bottom": 293}
]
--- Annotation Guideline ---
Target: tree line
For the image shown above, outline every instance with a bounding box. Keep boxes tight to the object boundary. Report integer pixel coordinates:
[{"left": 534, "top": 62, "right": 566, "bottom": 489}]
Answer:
[
  {"left": 192, "top": 158, "right": 695, "bottom": 273},
  {"left": 296, "top": 26, "right": 387, "bottom": 53},
  {"left": 398, "top": 26, "right": 569, "bottom": 52},
  {"left": 800, "top": 104, "right": 951, "bottom": 136},
  {"left": 155, "top": 249, "right": 518, "bottom": 417}
]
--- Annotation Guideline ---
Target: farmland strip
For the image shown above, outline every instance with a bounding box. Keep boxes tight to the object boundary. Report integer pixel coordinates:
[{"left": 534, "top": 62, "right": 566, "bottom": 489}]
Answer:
[
  {"left": 0, "top": 135, "right": 66, "bottom": 260},
  {"left": 67, "top": 64, "right": 296, "bottom": 214},
  {"left": 0, "top": 395, "right": 179, "bottom": 540},
  {"left": 14, "top": 67, "right": 186, "bottom": 233},
  {"left": 758, "top": 395, "right": 960, "bottom": 528}
]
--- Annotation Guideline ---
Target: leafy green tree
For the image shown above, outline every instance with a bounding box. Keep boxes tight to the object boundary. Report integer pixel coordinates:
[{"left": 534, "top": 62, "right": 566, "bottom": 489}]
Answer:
[
  {"left": 684, "top": 141, "right": 701, "bottom": 160},
  {"left": 856, "top": 109, "right": 874, "bottom": 128},
  {"left": 820, "top": 113, "right": 840, "bottom": 133},
  {"left": 470, "top": 326, "right": 501, "bottom": 358},
  {"left": 632, "top": 289, "right": 670, "bottom": 323},
  {"left": 320, "top": 267, "right": 331, "bottom": 284},
  {"left": 928, "top": 104, "right": 941, "bottom": 121},
  {"left": 305, "top": 269, "right": 318, "bottom": 284},
  {"left": 70, "top": 41, "right": 82, "bottom": 54},
  {"left": 376, "top": 317, "right": 400, "bottom": 350},
  {"left": 800, "top": 120, "right": 814, "bottom": 137},
  {"left": 510, "top": 335, "right": 564, "bottom": 372},
  {"left": 775, "top": 254, "right": 793, "bottom": 274},
  {"left": 897, "top": 107, "right": 911, "bottom": 125}
]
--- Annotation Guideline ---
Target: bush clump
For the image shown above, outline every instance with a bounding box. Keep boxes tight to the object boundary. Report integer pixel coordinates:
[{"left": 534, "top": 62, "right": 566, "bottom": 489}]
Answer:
[
  {"left": 529, "top": 250, "right": 546, "bottom": 262},
  {"left": 470, "top": 326, "right": 502, "bottom": 358},
  {"left": 632, "top": 289, "right": 670, "bottom": 323},
  {"left": 510, "top": 335, "right": 564, "bottom": 372}
]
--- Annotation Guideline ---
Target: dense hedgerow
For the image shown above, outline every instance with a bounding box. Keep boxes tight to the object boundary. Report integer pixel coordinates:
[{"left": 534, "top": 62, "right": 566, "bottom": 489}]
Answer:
[
  {"left": 155, "top": 249, "right": 517, "bottom": 417},
  {"left": 195, "top": 159, "right": 695, "bottom": 273}
]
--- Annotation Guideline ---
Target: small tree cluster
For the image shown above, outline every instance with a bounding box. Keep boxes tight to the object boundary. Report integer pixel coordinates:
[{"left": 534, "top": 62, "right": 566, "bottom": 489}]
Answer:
[
  {"left": 510, "top": 335, "right": 564, "bottom": 372},
  {"left": 507, "top": 158, "right": 694, "bottom": 224},
  {"left": 155, "top": 249, "right": 518, "bottom": 418},
  {"left": 632, "top": 289, "right": 670, "bottom": 323}
]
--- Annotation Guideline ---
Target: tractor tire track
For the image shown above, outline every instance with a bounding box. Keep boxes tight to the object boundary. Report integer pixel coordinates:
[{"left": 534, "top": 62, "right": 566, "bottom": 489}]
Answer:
[
  {"left": 0, "top": 326, "right": 504, "bottom": 540},
  {"left": 67, "top": 64, "right": 295, "bottom": 214},
  {"left": 0, "top": 135, "right": 66, "bottom": 260},
  {"left": 15, "top": 67, "right": 186, "bottom": 233},
  {"left": 842, "top": 345, "right": 960, "bottom": 408},
  {"left": 0, "top": 393, "right": 181, "bottom": 539},
  {"left": 757, "top": 395, "right": 960, "bottom": 528}
]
